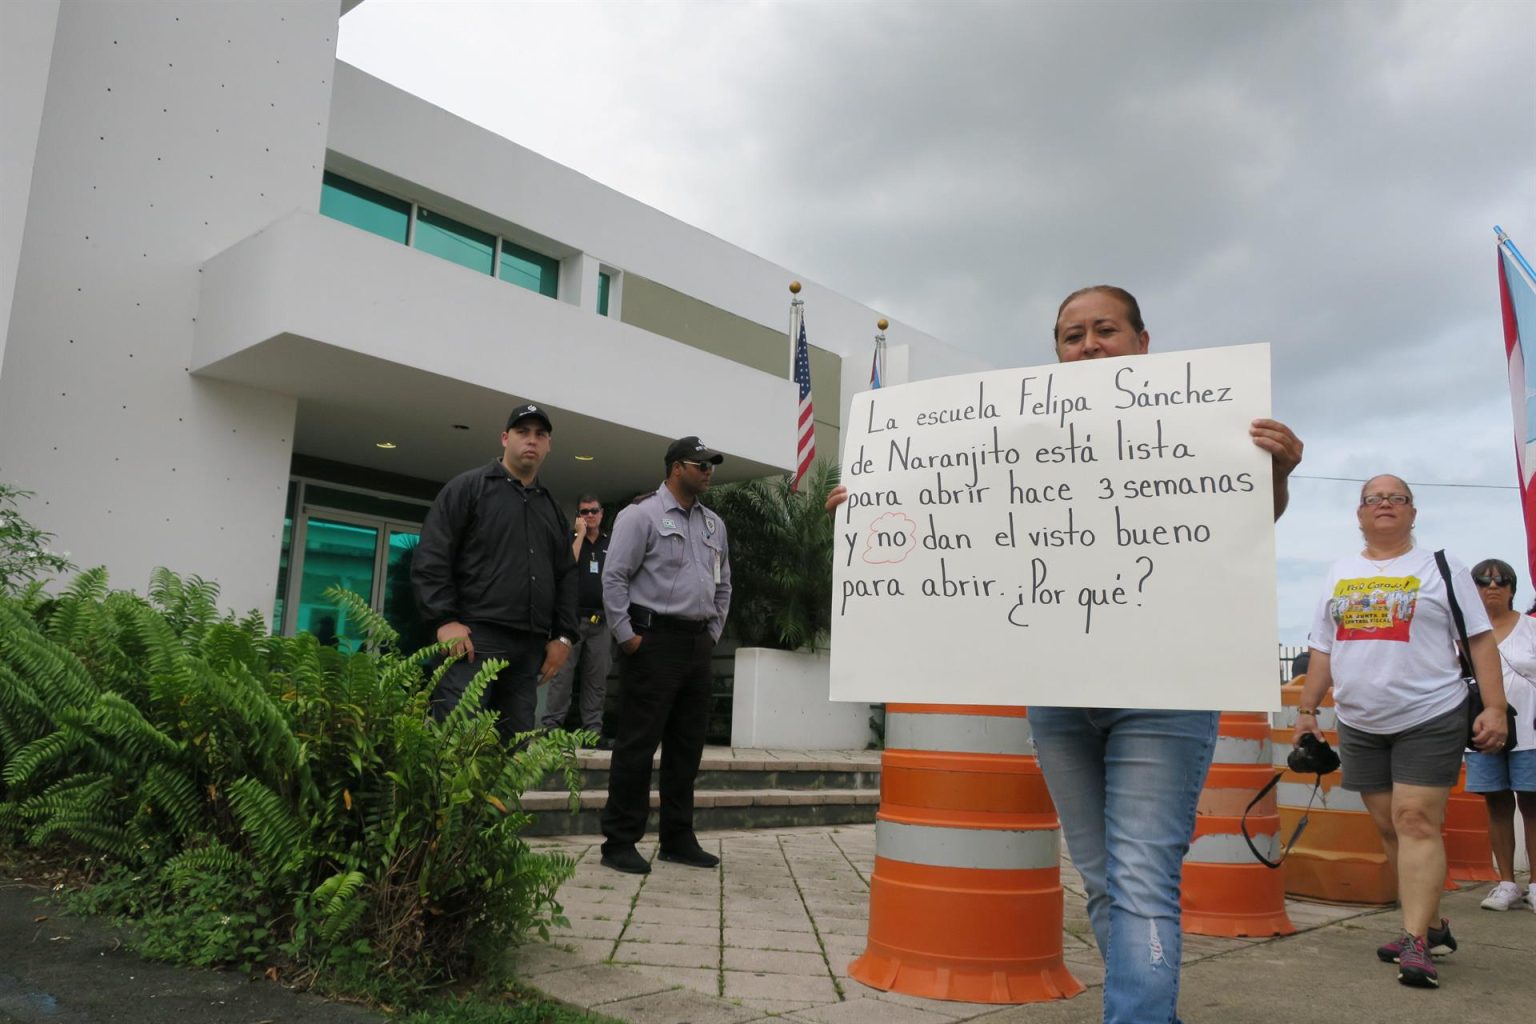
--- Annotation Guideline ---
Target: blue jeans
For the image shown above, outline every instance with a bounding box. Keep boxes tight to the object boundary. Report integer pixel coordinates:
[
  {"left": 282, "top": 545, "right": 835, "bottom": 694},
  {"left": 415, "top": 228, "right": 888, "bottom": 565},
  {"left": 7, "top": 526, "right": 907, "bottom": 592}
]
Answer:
[{"left": 1028, "top": 707, "right": 1217, "bottom": 1024}]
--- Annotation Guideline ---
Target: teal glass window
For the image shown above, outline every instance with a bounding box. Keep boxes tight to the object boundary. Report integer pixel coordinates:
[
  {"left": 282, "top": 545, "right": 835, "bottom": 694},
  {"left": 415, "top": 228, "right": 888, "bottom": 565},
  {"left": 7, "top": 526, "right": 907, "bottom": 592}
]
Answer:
[
  {"left": 415, "top": 209, "right": 495, "bottom": 275},
  {"left": 499, "top": 240, "right": 560, "bottom": 297},
  {"left": 319, "top": 172, "right": 410, "bottom": 244},
  {"left": 597, "top": 271, "right": 611, "bottom": 316},
  {"left": 296, "top": 517, "right": 379, "bottom": 653}
]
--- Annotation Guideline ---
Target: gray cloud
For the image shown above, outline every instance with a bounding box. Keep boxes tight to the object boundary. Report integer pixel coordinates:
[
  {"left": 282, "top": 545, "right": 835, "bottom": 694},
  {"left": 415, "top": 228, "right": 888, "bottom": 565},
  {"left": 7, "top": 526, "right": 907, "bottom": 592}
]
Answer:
[{"left": 341, "top": 0, "right": 1536, "bottom": 637}]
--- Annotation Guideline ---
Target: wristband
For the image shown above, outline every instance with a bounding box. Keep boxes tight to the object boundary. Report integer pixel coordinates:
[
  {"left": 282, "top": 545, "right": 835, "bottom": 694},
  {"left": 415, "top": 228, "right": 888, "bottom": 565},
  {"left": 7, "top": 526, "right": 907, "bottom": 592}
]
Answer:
[
  {"left": 555, "top": 636, "right": 573, "bottom": 647},
  {"left": 1297, "top": 707, "right": 1318, "bottom": 717}
]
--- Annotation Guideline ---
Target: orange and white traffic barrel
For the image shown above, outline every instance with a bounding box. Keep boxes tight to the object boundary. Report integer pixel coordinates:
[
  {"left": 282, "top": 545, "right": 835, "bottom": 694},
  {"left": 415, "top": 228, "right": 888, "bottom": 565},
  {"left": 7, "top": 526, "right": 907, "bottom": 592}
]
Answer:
[
  {"left": 1182, "top": 712, "right": 1296, "bottom": 937},
  {"left": 1443, "top": 761, "right": 1497, "bottom": 881},
  {"left": 1269, "top": 682, "right": 1396, "bottom": 905},
  {"left": 849, "top": 704, "right": 1084, "bottom": 1004}
]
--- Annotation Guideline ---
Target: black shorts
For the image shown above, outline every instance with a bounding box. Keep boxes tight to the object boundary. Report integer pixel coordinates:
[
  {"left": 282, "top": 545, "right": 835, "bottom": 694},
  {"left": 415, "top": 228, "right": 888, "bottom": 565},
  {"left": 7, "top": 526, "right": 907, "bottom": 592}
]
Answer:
[{"left": 1337, "top": 699, "right": 1467, "bottom": 792}]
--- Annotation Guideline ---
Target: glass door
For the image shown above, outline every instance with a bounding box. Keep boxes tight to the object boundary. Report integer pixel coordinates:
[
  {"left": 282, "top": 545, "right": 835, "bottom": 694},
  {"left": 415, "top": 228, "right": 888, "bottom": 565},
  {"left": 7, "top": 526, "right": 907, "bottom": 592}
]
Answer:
[
  {"left": 381, "top": 526, "right": 432, "bottom": 653},
  {"left": 275, "top": 479, "right": 433, "bottom": 653},
  {"left": 292, "top": 515, "right": 380, "bottom": 652}
]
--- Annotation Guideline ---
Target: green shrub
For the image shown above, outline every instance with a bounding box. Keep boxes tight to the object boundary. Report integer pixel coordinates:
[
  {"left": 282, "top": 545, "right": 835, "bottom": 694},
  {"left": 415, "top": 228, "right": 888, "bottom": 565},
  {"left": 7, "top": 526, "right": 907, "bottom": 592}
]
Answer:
[
  {"left": 0, "top": 484, "right": 73, "bottom": 599},
  {"left": 0, "top": 568, "right": 587, "bottom": 999},
  {"left": 708, "top": 459, "right": 838, "bottom": 651}
]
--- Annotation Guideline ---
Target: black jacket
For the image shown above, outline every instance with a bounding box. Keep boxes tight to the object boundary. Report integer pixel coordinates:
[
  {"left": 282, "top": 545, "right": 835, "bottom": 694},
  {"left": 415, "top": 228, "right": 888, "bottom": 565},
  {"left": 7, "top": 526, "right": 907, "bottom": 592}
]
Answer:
[{"left": 411, "top": 459, "right": 578, "bottom": 642}]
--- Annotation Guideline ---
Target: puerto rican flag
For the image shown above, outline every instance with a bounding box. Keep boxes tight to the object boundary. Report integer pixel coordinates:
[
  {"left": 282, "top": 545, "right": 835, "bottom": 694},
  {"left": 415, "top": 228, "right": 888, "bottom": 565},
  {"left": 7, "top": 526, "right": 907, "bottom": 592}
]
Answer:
[
  {"left": 792, "top": 314, "right": 816, "bottom": 491},
  {"left": 1499, "top": 227, "right": 1536, "bottom": 584}
]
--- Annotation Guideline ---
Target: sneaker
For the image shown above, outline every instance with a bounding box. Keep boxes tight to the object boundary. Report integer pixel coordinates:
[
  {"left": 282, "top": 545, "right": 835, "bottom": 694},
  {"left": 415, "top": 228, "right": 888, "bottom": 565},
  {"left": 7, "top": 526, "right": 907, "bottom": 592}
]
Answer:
[
  {"left": 1396, "top": 933, "right": 1438, "bottom": 988},
  {"left": 1377, "top": 918, "right": 1456, "bottom": 962},
  {"left": 1529, "top": 886, "right": 1535, "bottom": 913},
  {"left": 599, "top": 845, "right": 651, "bottom": 874},
  {"left": 657, "top": 845, "right": 720, "bottom": 868},
  {"left": 1481, "top": 880, "right": 1521, "bottom": 911}
]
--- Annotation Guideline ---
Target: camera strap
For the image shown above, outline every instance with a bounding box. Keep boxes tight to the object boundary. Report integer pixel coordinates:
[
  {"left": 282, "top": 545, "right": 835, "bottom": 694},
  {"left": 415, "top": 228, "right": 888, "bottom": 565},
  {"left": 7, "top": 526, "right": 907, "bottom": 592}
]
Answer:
[{"left": 1241, "top": 770, "right": 1321, "bottom": 870}]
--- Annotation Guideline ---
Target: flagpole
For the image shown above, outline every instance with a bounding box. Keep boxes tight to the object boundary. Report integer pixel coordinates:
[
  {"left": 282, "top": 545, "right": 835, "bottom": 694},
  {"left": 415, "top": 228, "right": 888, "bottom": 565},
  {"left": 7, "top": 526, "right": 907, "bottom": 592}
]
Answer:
[
  {"left": 788, "top": 280, "right": 803, "bottom": 380},
  {"left": 875, "top": 317, "right": 888, "bottom": 388},
  {"left": 1497, "top": 225, "right": 1536, "bottom": 281}
]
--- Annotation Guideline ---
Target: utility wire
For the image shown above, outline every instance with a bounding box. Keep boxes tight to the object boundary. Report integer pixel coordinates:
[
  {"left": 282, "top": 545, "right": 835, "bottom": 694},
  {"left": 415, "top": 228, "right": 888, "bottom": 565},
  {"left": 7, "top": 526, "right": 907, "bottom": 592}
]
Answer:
[{"left": 1292, "top": 474, "right": 1516, "bottom": 491}]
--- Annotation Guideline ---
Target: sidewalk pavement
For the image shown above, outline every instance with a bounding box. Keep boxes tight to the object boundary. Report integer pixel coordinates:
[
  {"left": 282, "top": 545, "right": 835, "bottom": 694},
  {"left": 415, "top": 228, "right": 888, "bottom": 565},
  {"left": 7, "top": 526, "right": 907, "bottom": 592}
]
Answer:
[{"left": 518, "top": 824, "right": 1534, "bottom": 1024}]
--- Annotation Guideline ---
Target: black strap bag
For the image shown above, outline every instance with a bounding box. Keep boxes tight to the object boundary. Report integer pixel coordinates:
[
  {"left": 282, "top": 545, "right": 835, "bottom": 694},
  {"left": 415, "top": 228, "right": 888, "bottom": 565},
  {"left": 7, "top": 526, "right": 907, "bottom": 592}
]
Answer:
[{"left": 1434, "top": 549, "right": 1518, "bottom": 754}]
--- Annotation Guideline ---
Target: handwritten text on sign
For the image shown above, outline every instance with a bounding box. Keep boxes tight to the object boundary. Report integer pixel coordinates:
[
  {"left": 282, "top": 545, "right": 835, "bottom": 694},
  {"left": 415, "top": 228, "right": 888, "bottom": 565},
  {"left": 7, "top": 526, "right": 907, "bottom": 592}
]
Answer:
[{"left": 828, "top": 344, "right": 1278, "bottom": 711}]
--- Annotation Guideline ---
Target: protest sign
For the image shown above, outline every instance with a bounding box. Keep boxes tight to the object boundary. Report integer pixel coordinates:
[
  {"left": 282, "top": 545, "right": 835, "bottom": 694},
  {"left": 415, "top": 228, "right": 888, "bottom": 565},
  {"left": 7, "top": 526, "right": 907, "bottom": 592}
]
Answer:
[{"left": 829, "top": 344, "right": 1278, "bottom": 711}]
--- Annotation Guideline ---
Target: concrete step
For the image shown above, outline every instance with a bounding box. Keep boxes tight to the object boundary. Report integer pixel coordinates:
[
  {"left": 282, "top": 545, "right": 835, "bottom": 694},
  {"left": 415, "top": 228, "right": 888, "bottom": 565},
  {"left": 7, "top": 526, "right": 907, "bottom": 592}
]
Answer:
[
  {"left": 521, "top": 787, "right": 880, "bottom": 835},
  {"left": 526, "top": 747, "right": 882, "bottom": 836},
  {"left": 542, "top": 752, "right": 881, "bottom": 794}
]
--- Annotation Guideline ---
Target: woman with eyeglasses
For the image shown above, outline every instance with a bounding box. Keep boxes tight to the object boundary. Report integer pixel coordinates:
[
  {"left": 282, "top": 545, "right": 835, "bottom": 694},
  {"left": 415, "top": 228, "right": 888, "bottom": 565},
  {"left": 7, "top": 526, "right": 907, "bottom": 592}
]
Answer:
[
  {"left": 1294, "top": 475, "right": 1509, "bottom": 988},
  {"left": 1466, "top": 557, "right": 1536, "bottom": 913}
]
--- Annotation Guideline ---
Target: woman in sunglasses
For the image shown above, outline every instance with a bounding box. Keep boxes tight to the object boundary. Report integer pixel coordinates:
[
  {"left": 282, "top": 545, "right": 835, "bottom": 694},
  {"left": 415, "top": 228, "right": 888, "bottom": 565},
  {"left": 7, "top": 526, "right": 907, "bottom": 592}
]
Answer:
[
  {"left": 1466, "top": 557, "right": 1536, "bottom": 913},
  {"left": 1295, "top": 476, "right": 1509, "bottom": 988}
]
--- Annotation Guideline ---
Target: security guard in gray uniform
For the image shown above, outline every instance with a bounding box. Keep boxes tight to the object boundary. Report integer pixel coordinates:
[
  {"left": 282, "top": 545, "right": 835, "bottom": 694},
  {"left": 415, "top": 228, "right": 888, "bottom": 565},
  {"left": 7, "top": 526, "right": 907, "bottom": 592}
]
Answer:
[{"left": 599, "top": 436, "right": 732, "bottom": 873}]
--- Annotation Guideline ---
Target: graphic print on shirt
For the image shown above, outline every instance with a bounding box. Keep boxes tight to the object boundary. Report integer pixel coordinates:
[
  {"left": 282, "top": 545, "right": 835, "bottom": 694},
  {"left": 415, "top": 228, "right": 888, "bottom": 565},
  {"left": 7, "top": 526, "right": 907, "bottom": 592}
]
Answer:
[{"left": 1328, "top": 575, "right": 1419, "bottom": 642}]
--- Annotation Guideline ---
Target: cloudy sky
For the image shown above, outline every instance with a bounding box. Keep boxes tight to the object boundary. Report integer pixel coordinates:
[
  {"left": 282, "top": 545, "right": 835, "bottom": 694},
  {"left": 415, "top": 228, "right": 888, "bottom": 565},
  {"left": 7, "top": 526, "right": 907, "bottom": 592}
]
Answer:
[{"left": 340, "top": 0, "right": 1536, "bottom": 643}]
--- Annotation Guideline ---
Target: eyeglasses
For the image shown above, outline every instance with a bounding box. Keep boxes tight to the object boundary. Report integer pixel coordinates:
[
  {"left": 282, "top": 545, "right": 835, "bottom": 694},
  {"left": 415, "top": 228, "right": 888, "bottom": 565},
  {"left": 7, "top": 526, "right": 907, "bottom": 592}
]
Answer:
[
  {"left": 1473, "top": 574, "right": 1511, "bottom": 588},
  {"left": 681, "top": 460, "right": 715, "bottom": 472},
  {"left": 1360, "top": 494, "right": 1412, "bottom": 507},
  {"left": 578, "top": 508, "right": 602, "bottom": 516}
]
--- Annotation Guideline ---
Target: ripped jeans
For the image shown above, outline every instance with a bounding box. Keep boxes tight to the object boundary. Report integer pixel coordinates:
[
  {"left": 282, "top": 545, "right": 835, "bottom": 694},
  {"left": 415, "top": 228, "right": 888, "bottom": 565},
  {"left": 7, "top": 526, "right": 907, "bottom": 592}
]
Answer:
[{"left": 1028, "top": 707, "right": 1217, "bottom": 1024}]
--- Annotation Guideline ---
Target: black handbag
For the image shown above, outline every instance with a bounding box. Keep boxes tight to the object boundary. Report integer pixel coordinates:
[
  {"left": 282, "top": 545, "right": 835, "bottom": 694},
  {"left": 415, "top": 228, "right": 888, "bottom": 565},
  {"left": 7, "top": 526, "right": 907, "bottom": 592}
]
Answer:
[{"left": 1434, "top": 550, "right": 1518, "bottom": 753}]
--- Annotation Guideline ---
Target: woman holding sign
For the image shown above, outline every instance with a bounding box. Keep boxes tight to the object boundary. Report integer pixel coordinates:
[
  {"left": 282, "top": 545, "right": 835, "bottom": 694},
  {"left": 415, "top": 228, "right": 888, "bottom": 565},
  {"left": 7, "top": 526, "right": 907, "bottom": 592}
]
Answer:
[
  {"left": 1294, "top": 477, "right": 1508, "bottom": 989},
  {"left": 828, "top": 285, "right": 1302, "bottom": 1023}
]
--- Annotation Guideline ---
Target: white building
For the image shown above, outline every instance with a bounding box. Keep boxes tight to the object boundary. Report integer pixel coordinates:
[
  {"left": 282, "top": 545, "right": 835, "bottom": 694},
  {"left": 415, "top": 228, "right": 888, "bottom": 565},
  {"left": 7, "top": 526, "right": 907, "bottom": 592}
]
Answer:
[{"left": 1, "top": 0, "right": 985, "bottom": 649}]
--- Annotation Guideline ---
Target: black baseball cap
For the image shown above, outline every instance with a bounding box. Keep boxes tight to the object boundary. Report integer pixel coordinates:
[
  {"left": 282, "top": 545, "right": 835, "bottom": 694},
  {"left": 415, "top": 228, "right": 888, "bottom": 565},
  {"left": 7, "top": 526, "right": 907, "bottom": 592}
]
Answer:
[
  {"left": 506, "top": 403, "right": 553, "bottom": 431},
  {"left": 665, "top": 436, "right": 724, "bottom": 468}
]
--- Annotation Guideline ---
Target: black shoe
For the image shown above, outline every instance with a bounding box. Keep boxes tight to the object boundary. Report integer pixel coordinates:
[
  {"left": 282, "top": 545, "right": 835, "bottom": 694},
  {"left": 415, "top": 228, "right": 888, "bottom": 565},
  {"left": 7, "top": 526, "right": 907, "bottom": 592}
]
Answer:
[
  {"left": 658, "top": 846, "right": 719, "bottom": 868},
  {"left": 600, "top": 846, "right": 651, "bottom": 874}
]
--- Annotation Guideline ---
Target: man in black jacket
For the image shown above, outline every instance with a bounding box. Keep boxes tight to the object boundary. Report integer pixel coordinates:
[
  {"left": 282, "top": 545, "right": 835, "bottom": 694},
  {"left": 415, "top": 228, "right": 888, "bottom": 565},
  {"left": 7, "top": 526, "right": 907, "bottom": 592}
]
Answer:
[{"left": 411, "top": 404, "right": 579, "bottom": 741}]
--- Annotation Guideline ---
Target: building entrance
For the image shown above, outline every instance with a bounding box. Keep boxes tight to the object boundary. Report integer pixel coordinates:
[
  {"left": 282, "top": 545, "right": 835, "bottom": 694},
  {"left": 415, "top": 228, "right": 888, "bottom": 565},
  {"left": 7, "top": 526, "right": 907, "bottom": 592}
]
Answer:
[{"left": 274, "top": 481, "right": 433, "bottom": 653}]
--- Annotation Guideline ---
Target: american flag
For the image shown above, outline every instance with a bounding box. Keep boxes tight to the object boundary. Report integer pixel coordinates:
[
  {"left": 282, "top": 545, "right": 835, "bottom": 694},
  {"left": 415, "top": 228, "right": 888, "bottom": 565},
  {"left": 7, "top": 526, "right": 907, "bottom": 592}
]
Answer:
[
  {"left": 792, "top": 314, "right": 816, "bottom": 491},
  {"left": 1498, "top": 227, "right": 1536, "bottom": 584}
]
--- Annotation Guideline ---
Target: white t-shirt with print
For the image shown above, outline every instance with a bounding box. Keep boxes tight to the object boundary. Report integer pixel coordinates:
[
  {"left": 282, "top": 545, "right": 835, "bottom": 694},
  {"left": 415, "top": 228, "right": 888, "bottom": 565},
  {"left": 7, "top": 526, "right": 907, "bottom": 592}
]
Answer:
[
  {"left": 1497, "top": 613, "right": 1536, "bottom": 752},
  {"left": 1307, "top": 547, "right": 1490, "bottom": 734}
]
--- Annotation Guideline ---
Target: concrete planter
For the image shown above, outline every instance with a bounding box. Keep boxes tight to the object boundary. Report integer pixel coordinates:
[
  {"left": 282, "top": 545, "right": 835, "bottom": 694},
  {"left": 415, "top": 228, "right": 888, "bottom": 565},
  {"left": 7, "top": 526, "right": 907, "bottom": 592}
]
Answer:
[{"left": 730, "top": 646, "right": 871, "bottom": 749}]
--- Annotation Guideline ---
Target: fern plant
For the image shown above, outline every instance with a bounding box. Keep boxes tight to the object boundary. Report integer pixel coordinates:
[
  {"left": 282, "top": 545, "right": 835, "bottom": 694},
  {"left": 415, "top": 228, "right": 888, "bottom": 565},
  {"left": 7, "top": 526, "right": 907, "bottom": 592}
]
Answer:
[
  {"left": 0, "top": 568, "right": 584, "bottom": 999},
  {"left": 707, "top": 457, "right": 839, "bottom": 651}
]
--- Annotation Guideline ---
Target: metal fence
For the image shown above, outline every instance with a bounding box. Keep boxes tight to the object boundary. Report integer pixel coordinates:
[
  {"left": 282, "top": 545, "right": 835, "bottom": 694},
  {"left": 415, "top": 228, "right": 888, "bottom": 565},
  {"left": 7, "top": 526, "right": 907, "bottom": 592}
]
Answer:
[{"left": 1277, "top": 643, "right": 1309, "bottom": 683}]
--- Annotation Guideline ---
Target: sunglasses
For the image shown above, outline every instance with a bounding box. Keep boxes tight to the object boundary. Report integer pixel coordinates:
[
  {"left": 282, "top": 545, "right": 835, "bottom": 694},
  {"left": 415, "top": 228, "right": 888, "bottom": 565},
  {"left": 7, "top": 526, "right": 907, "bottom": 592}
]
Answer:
[
  {"left": 1473, "top": 574, "right": 1511, "bottom": 588},
  {"left": 578, "top": 508, "right": 602, "bottom": 516},
  {"left": 681, "top": 460, "right": 716, "bottom": 472},
  {"left": 1360, "top": 494, "right": 1412, "bottom": 507}
]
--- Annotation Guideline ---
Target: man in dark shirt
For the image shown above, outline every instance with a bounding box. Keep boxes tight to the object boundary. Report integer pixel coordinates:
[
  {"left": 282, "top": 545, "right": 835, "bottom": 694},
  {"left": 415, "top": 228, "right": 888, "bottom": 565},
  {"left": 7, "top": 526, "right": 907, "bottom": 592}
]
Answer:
[
  {"left": 540, "top": 492, "right": 613, "bottom": 744},
  {"left": 411, "top": 404, "right": 579, "bottom": 741}
]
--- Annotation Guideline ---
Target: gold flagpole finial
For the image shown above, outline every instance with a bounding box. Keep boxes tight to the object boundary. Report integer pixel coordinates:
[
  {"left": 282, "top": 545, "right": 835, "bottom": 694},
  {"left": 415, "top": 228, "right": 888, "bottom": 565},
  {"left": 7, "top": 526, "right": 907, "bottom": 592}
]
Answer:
[
  {"left": 789, "top": 281, "right": 802, "bottom": 295},
  {"left": 877, "top": 318, "right": 888, "bottom": 331}
]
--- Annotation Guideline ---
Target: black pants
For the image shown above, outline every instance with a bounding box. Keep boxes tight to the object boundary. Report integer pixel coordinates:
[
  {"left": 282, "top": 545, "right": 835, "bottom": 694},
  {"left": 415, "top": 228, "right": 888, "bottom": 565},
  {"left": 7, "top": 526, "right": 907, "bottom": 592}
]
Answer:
[
  {"left": 601, "top": 626, "right": 713, "bottom": 851},
  {"left": 428, "top": 631, "right": 545, "bottom": 743}
]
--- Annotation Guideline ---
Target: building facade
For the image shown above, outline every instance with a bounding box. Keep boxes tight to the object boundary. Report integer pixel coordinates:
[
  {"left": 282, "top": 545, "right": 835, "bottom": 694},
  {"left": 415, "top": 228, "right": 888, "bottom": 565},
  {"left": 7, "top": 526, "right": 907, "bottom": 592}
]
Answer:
[{"left": 0, "top": 0, "right": 986, "bottom": 649}]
